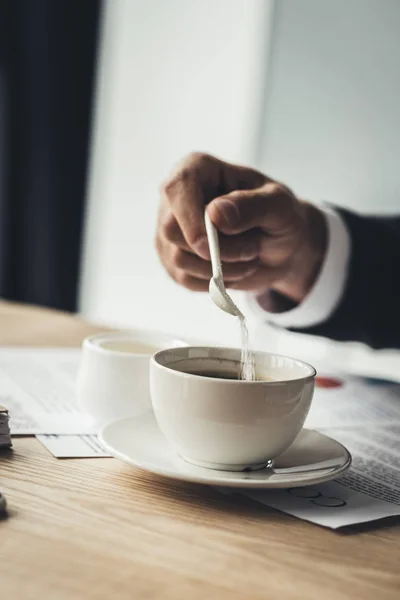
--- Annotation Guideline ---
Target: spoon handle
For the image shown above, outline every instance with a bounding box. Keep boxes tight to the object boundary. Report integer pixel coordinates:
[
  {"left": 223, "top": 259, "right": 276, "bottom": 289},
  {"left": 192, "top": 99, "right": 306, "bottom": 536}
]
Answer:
[{"left": 204, "top": 210, "right": 223, "bottom": 280}]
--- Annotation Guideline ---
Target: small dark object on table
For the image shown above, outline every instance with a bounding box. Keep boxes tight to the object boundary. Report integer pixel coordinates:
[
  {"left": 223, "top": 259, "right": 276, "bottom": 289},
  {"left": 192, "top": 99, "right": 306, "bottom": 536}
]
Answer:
[{"left": 0, "top": 405, "right": 12, "bottom": 449}]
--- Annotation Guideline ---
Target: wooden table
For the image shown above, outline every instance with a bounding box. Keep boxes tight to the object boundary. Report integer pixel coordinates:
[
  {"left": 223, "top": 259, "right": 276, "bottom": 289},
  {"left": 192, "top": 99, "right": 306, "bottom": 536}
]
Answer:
[{"left": 0, "top": 302, "right": 399, "bottom": 599}]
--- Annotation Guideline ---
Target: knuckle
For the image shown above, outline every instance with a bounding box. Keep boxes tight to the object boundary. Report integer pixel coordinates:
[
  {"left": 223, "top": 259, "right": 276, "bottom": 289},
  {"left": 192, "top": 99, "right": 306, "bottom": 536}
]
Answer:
[
  {"left": 161, "top": 152, "right": 212, "bottom": 199},
  {"left": 225, "top": 190, "right": 241, "bottom": 201},
  {"left": 187, "top": 151, "right": 211, "bottom": 167},
  {"left": 160, "top": 175, "right": 179, "bottom": 199},
  {"left": 177, "top": 166, "right": 193, "bottom": 184},
  {"left": 269, "top": 182, "right": 294, "bottom": 203},
  {"left": 267, "top": 182, "right": 297, "bottom": 219},
  {"left": 171, "top": 246, "right": 186, "bottom": 268},
  {"left": 159, "top": 173, "right": 171, "bottom": 195},
  {"left": 162, "top": 214, "right": 178, "bottom": 241},
  {"left": 159, "top": 178, "right": 168, "bottom": 195},
  {"left": 268, "top": 182, "right": 285, "bottom": 197}
]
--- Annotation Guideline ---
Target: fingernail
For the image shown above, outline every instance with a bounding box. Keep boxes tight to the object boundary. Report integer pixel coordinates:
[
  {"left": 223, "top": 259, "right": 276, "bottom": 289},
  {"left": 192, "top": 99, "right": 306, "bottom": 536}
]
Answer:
[
  {"left": 244, "top": 266, "right": 257, "bottom": 277},
  {"left": 214, "top": 199, "right": 240, "bottom": 228},
  {"left": 229, "top": 282, "right": 243, "bottom": 290},
  {"left": 192, "top": 236, "right": 210, "bottom": 258}
]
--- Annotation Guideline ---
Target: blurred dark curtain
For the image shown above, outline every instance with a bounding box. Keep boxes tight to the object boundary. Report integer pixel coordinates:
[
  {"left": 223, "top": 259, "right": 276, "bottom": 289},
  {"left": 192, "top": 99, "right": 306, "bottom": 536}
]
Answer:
[{"left": 0, "top": 0, "right": 102, "bottom": 312}]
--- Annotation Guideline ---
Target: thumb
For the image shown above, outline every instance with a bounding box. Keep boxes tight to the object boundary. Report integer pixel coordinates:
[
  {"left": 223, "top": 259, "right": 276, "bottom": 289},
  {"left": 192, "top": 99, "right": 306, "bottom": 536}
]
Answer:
[{"left": 207, "top": 184, "right": 299, "bottom": 235}]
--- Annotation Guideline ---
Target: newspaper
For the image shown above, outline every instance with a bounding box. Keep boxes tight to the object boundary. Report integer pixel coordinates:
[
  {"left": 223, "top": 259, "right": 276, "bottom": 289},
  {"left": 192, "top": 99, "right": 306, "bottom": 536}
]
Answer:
[{"left": 0, "top": 348, "right": 94, "bottom": 435}]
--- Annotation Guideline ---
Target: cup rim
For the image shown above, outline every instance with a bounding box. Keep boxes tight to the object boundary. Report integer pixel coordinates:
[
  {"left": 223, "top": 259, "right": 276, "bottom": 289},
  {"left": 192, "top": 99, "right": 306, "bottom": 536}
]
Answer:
[
  {"left": 83, "top": 330, "right": 188, "bottom": 358},
  {"left": 152, "top": 346, "right": 317, "bottom": 384}
]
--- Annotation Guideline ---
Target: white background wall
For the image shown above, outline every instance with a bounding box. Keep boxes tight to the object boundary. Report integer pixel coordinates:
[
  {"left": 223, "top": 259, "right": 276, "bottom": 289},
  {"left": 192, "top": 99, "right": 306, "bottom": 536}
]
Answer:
[
  {"left": 80, "top": 0, "right": 272, "bottom": 346},
  {"left": 80, "top": 0, "right": 400, "bottom": 377},
  {"left": 259, "top": 0, "right": 400, "bottom": 214}
]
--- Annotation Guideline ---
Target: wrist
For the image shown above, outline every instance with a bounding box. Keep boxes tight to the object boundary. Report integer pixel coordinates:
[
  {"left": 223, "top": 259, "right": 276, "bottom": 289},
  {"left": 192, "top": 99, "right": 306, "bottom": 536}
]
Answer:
[{"left": 256, "top": 202, "right": 327, "bottom": 308}]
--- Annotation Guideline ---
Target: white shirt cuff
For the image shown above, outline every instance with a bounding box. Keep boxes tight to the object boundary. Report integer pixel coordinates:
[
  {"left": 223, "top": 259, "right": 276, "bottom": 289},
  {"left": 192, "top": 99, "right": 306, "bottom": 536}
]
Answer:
[{"left": 248, "top": 207, "right": 351, "bottom": 328}]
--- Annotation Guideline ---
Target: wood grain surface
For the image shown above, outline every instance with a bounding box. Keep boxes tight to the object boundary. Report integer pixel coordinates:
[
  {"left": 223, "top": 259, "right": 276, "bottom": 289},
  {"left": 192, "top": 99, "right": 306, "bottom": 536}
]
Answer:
[{"left": 0, "top": 301, "right": 399, "bottom": 599}]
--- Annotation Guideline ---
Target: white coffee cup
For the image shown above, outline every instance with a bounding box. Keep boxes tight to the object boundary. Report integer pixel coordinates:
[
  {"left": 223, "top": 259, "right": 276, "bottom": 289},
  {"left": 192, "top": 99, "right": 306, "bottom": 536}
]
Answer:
[
  {"left": 150, "top": 346, "right": 316, "bottom": 471},
  {"left": 77, "top": 330, "right": 187, "bottom": 428}
]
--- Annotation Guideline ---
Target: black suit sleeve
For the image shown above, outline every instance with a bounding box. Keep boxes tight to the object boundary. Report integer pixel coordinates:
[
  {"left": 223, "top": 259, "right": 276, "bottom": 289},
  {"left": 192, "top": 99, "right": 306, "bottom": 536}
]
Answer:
[{"left": 288, "top": 209, "right": 400, "bottom": 349}]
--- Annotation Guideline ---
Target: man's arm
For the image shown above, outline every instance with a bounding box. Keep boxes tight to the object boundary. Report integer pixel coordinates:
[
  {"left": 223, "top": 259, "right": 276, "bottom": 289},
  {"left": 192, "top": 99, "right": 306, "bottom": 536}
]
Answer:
[
  {"left": 293, "top": 209, "right": 400, "bottom": 349},
  {"left": 256, "top": 209, "right": 400, "bottom": 349}
]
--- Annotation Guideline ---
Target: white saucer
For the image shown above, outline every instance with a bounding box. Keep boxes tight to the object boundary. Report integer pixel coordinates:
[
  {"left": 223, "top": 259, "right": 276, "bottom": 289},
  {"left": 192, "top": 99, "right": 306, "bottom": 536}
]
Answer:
[{"left": 99, "top": 412, "right": 351, "bottom": 489}]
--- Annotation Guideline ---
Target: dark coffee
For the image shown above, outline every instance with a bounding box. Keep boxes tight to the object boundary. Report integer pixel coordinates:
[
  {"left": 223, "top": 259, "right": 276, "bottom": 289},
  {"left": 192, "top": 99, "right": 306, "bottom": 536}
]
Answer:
[
  {"left": 193, "top": 370, "right": 239, "bottom": 380},
  {"left": 190, "top": 369, "right": 274, "bottom": 381}
]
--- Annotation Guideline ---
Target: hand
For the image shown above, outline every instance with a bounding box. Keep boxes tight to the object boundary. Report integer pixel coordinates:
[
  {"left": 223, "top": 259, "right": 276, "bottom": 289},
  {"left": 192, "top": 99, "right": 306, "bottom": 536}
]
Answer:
[{"left": 156, "top": 153, "right": 327, "bottom": 306}]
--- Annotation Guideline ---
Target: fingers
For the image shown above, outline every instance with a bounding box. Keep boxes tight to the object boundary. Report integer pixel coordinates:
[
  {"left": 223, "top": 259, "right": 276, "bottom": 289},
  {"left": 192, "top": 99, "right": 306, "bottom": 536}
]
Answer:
[
  {"left": 160, "top": 153, "right": 216, "bottom": 258},
  {"left": 171, "top": 274, "right": 209, "bottom": 292},
  {"left": 161, "top": 212, "right": 261, "bottom": 262},
  {"left": 207, "top": 183, "right": 302, "bottom": 236},
  {"left": 227, "top": 265, "right": 287, "bottom": 291},
  {"left": 156, "top": 228, "right": 292, "bottom": 294},
  {"left": 162, "top": 173, "right": 207, "bottom": 257},
  {"left": 156, "top": 231, "right": 259, "bottom": 286},
  {"left": 160, "top": 152, "right": 270, "bottom": 259},
  {"left": 170, "top": 249, "right": 259, "bottom": 281},
  {"left": 159, "top": 211, "right": 192, "bottom": 251}
]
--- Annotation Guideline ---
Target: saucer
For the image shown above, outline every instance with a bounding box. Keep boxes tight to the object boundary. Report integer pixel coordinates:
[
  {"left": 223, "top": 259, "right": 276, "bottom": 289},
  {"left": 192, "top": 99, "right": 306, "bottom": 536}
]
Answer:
[{"left": 99, "top": 412, "right": 351, "bottom": 489}]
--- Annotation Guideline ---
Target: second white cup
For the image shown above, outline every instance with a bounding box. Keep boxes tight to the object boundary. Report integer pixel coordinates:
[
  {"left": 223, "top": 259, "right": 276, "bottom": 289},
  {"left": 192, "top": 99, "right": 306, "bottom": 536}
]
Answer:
[{"left": 77, "top": 330, "right": 187, "bottom": 428}]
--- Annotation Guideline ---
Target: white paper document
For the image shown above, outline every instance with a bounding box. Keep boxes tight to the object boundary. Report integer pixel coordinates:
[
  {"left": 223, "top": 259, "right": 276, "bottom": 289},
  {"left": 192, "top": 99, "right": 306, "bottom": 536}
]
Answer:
[
  {"left": 0, "top": 348, "right": 95, "bottom": 435},
  {"left": 37, "top": 434, "right": 110, "bottom": 458},
  {"left": 237, "top": 373, "right": 400, "bottom": 528}
]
